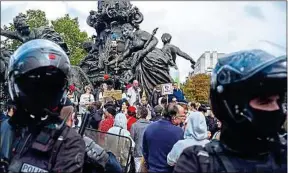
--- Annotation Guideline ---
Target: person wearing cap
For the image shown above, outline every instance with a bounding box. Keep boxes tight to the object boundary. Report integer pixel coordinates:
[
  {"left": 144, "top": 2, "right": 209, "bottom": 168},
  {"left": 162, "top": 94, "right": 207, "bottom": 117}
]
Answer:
[
  {"left": 99, "top": 106, "right": 116, "bottom": 133},
  {"left": 98, "top": 106, "right": 116, "bottom": 146},
  {"left": 151, "top": 105, "right": 163, "bottom": 122},
  {"left": 67, "top": 84, "right": 79, "bottom": 113},
  {"left": 127, "top": 106, "right": 138, "bottom": 132}
]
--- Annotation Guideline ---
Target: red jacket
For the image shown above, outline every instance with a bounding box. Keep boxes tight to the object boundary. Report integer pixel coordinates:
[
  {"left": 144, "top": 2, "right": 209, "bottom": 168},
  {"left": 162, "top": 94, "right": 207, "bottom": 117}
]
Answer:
[
  {"left": 99, "top": 117, "right": 114, "bottom": 132},
  {"left": 127, "top": 116, "right": 137, "bottom": 132}
]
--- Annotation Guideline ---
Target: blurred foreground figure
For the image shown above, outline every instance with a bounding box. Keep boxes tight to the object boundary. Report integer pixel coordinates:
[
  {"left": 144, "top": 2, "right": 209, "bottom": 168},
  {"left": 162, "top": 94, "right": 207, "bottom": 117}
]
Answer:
[
  {"left": 174, "top": 50, "right": 287, "bottom": 173},
  {"left": 0, "top": 39, "right": 121, "bottom": 173},
  {"left": 0, "top": 39, "right": 85, "bottom": 173}
]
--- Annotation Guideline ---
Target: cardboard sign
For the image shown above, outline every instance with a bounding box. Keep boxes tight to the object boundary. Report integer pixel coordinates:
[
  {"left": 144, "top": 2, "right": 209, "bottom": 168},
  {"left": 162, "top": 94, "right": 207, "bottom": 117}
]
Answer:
[
  {"left": 161, "top": 83, "right": 173, "bottom": 95},
  {"left": 103, "top": 90, "right": 122, "bottom": 100}
]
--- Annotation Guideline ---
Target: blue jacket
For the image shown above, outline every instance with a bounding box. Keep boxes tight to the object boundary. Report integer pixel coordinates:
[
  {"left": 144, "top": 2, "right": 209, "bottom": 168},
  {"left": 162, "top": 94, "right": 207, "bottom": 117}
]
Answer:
[
  {"left": 142, "top": 119, "right": 184, "bottom": 173},
  {"left": 168, "top": 89, "right": 185, "bottom": 102},
  {"left": 0, "top": 112, "right": 8, "bottom": 122}
]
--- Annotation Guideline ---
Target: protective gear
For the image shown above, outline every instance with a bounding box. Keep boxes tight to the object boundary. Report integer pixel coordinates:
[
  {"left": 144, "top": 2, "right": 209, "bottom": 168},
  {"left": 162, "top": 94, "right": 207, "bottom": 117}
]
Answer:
[
  {"left": 6, "top": 125, "right": 85, "bottom": 173},
  {"left": 1, "top": 39, "right": 88, "bottom": 173},
  {"left": 174, "top": 140, "right": 287, "bottom": 173},
  {"left": 83, "top": 136, "right": 109, "bottom": 168},
  {"left": 8, "top": 39, "right": 70, "bottom": 118},
  {"left": 83, "top": 136, "right": 122, "bottom": 173},
  {"left": 210, "top": 50, "right": 287, "bottom": 139}
]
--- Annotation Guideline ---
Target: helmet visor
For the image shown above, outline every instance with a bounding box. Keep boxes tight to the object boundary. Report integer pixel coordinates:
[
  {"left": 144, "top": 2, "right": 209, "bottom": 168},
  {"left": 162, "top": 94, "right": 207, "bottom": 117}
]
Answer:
[{"left": 15, "top": 66, "right": 67, "bottom": 111}]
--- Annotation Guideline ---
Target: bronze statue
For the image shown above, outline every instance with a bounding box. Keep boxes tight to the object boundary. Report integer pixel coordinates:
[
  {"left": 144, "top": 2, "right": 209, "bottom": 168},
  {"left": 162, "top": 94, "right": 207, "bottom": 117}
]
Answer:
[
  {"left": 81, "top": 0, "right": 195, "bottom": 99},
  {"left": 161, "top": 33, "right": 196, "bottom": 69},
  {"left": 116, "top": 23, "right": 174, "bottom": 96},
  {"left": 0, "top": 47, "right": 11, "bottom": 83},
  {"left": 0, "top": 47, "right": 13, "bottom": 111}
]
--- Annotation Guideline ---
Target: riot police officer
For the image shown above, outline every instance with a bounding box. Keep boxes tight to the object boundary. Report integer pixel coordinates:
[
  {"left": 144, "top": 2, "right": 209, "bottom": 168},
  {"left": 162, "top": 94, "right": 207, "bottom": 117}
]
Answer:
[
  {"left": 174, "top": 50, "right": 287, "bottom": 172},
  {"left": 0, "top": 39, "right": 85, "bottom": 172}
]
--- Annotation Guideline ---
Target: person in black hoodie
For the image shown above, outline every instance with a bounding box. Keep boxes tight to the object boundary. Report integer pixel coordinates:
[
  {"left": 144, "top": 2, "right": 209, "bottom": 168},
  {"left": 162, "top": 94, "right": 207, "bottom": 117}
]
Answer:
[{"left": 174, "top": 50, "right": 287, "bottom": 173}]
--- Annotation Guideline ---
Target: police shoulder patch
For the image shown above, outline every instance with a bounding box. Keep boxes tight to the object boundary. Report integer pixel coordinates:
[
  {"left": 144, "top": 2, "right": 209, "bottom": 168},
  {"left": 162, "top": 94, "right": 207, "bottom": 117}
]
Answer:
[{"left": 21, "top": 163, "right": 48, "bottom": 173}]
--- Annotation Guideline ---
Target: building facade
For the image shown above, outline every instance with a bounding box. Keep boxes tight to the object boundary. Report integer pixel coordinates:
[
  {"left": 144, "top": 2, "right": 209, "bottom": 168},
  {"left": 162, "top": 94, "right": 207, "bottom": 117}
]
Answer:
[{"left": 192, "top": 51, "right": 225, "bottom": 75}]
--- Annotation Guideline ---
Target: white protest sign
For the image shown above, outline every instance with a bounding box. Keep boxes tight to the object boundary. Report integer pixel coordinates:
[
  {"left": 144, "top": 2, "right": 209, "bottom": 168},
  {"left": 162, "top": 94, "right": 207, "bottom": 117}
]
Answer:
[{"left": 161, "top": 83, "right": 173, "bottom": 95}]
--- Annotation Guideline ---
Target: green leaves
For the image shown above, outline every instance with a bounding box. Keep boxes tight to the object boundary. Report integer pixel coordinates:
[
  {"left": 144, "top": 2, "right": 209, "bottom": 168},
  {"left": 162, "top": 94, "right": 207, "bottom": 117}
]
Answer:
[
  {"left": 26, "top": 9, "right": 49, "bottom": 28},
  {"left": 1, "top": 10, "right": 91, "bottom": 65},
  {"left": 51, "top": 14, "right": 91, "bottom": 65},
  {"left": 183, "top": 74, "right": 211, "bottom": 104}
]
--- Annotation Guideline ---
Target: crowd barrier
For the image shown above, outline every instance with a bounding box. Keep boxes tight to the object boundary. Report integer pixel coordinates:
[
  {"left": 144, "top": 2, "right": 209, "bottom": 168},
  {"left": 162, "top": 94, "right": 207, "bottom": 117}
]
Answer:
[{"left": 84, "top": 128, "right": 134, "bottom": 173}]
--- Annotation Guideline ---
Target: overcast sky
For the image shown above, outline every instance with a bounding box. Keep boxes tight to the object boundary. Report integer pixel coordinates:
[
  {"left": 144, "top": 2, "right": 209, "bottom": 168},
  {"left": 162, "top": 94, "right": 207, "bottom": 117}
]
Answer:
[{"left": 1, "top": 1, "right": 286, "bottom": 82}]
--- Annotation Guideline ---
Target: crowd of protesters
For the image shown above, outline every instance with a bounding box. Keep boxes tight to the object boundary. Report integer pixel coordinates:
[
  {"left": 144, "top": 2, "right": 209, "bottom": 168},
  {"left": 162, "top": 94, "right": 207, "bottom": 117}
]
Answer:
[
  {"left": 54, "top": 79, "right": 223, "bottom": 172},
  {"left": 0, "top": 78, "right": 224, "bottom": 173},
  {"left": 1, "top": 75, "right": 286, "bottom": 173}
]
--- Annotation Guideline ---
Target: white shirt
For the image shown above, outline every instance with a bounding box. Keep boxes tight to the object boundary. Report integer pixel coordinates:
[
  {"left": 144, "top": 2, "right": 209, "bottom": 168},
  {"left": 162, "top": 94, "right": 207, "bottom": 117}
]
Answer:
[
  {"left": 79, "top": 93, "right": 95, "bottom": 114},
  {"left": 127, "top": 87, "right": 141, "bottom": 106}
]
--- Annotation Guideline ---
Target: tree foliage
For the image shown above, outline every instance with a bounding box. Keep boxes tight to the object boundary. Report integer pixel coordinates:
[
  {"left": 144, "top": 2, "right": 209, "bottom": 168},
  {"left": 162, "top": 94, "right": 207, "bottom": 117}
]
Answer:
[
  {"left": 182, "top": 74, "right": 211, "bottom": 104},
  {"left": 1, "top": 10, "right": 90, "bottom": 65},
  {"left": 51, "top": 14, "right": 90, "bottom": 65},
  {"left": 25, "top": 10, "right": 49, "bottom": 28}
]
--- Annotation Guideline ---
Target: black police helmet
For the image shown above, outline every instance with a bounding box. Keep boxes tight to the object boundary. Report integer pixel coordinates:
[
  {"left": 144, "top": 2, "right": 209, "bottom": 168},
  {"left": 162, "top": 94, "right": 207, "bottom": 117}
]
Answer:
[
  {"left": 8, "top": 39, "right": 70, "bottom": 117},
  {"left": 210, "top": 49, "right": 287, "bottom": 138}
]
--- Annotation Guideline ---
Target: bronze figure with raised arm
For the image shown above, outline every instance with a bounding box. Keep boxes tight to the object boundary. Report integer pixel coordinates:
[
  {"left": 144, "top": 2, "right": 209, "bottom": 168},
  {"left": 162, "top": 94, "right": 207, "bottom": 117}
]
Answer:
[{"left": 161, "top": 33, "right": 196, "bottom": 69}]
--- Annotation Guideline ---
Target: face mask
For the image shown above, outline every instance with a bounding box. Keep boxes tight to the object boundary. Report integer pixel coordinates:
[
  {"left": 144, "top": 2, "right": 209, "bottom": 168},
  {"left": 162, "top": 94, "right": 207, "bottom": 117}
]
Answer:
[{"left": 250, "top": 107, "right": 286, "bottom": 138}]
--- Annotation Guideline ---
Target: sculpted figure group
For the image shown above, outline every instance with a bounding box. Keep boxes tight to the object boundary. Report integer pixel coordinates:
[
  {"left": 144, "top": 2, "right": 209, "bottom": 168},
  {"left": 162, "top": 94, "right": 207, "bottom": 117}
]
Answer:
[
  {"left": 0, "top": 0, "right": 195, "bottom": 100},
  {"left": 82, "top": 0, "right": 196, "bottom": 97}
]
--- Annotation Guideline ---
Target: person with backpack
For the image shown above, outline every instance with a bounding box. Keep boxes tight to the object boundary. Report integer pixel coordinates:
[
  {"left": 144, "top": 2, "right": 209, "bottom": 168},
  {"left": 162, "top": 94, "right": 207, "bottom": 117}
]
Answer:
[{"left": 174, "top": 50, "right": 287, "bottom": 173}]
